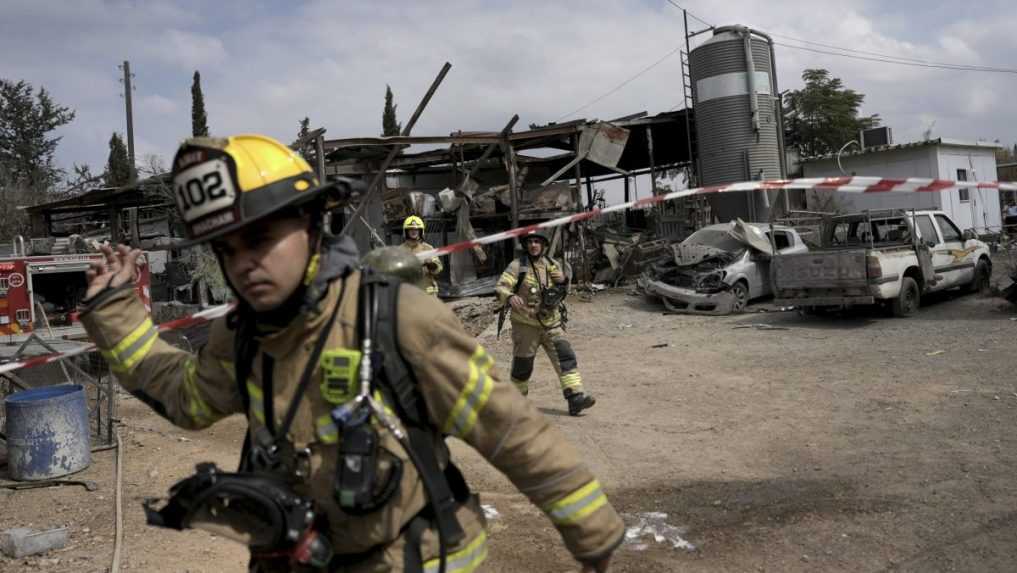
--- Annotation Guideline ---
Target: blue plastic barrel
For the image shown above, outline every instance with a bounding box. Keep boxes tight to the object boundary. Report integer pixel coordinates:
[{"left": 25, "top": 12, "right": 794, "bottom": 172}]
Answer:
[{"left": 3, "top": 384, "right": 91, "bottom": 481}]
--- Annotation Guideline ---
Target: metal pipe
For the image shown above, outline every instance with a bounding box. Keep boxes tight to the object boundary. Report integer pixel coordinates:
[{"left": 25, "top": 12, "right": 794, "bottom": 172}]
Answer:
[
  {"left": 341, "top": 62, "right": 453, "bottom": 235},
  {"left": 741, "top": 28, "right": 760, "bottom": 135}
]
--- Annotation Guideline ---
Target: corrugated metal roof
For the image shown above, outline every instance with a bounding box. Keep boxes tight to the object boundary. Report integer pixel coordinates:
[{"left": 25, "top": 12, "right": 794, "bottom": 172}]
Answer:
[{"left": 801, "top": 137, "right": 1003, "bottom": 163}]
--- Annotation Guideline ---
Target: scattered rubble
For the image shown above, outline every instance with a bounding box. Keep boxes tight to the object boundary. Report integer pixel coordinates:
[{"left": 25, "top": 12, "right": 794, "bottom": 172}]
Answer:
[
  {"left": 0, "top": 528, "right": 68, "bottom": 558},
  {"left": 446, "top": 297, "right": 499, "bottom": 337},
  {"left": 622, "top": 512, "right": 696, "bottom": 552}
]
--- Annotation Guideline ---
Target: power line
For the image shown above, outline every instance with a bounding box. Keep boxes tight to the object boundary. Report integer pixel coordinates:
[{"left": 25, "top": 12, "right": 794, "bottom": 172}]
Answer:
[
  {"left": 660, "top": 0, "right": 1016, "bottom": 74},
  {"left": 774, "top": 41, "right": 1017, "bottom": 74},
  {"left": 663, "top": 0, "right": 713, "bottom": 29},
  {"left": 771, "top": 32, "right": 1017, "bottom": 73},
  {"left": 555, "top": 44, "right": 684, "bottom": 122}
]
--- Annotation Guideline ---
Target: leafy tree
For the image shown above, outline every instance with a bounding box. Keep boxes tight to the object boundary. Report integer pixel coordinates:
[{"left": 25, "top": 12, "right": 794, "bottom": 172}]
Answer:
[
  {"left": 996, "top": 143, "right": 1017, "bottom": 165},
  {"left": 60, "top": 163, "right": 102, "bottom": 196},
  {"left": 382, "top": 85, "right": 401, "bottom": 136},
  {"left": 0, "top": 79, "right": 75, "bottom": 190},
  {"left": 295, "top": 116, "right": 313, "bottom": 159},
  {"left": 105, "top": 132, "right": 132, "bottom": 187},
  {"left": 191, "top": 71, "right": 209, "bottom": 137},
  {"left": 782, "top": 69, "right": 880, "bottom": 157}
]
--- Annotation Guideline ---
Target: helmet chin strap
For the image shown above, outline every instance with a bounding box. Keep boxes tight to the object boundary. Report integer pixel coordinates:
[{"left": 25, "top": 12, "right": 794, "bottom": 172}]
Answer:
[{"left": 215, "top": 214, "right": 324, "bottom": 324}]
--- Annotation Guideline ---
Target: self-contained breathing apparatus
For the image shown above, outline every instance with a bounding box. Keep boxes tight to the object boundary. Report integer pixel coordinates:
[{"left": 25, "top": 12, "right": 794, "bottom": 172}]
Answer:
[{"left": 143, "top": 272, "right": 467, "bottom": 573}]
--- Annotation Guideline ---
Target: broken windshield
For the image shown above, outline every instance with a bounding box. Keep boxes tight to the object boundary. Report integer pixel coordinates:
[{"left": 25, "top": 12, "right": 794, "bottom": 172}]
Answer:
[{"left": 684, "top": 228, "right": 745, "bottom": 252}]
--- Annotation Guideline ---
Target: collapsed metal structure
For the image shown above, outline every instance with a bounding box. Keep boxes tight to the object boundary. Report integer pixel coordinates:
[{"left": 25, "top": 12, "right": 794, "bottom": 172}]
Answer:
[{"left": 322, "top": 109, "right": 698, "bottom": 291}]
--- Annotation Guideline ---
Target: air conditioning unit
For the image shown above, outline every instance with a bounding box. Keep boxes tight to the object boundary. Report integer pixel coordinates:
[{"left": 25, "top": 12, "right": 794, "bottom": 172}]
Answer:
[{"left": 860, "top": 126, "right": 892, "bottom": 149}]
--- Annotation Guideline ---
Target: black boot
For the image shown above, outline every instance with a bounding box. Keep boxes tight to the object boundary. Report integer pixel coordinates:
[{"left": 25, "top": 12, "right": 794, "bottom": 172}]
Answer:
[{"left": 564, "top": 389, "right": 596, "bottom": 416}]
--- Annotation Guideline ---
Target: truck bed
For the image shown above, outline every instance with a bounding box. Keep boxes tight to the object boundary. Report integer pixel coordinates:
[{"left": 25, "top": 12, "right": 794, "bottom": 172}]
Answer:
[{"left": 773, "top": 249, "right": 869, "bottom": 289}]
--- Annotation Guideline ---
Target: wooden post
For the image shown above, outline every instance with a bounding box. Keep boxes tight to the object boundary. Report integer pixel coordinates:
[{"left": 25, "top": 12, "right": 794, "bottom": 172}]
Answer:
[
  {"left": 315, "top": 134, "right": 326, "bottom": 180},
  {"left": 506, "top": 142, "right": 520, "bottom": 233},
  {"left": 571, "top": 134, "right": 583, "bottom": 211},
  {"left": 646, "top": 126, "right": 656, "bottom": 195},
  {"left": 341, "top": 62, "right": 452, "bottom": 235},
  {"left": 109, "top": 207, "right": 121, "bottom": 244}
]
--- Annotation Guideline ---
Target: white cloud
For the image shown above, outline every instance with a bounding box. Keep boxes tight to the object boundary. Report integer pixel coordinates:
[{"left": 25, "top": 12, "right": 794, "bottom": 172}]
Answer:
[
  {"left": 148, "top": 29, "right": 229, "bottom": 71},
  {"left": 139, "top": 94, "right": 178, "bottom": 115}
]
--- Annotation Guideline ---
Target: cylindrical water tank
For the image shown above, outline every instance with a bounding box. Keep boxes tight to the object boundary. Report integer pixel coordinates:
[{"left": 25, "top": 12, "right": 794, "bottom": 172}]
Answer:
[
  {"left": 3, "top": 384, "right": 91, "bottom": 481},
  {"left": 691, "top": 25, "right": 783, "bottom": 222}
]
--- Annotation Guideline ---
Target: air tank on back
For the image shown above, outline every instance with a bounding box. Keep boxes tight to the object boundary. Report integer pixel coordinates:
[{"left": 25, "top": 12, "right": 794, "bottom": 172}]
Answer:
[{"left": 690, "top": 25, "right": 785, "bottom": 223}]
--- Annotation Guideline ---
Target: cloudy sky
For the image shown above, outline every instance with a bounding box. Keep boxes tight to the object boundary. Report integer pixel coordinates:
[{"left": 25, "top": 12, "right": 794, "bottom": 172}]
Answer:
[{"left": 3, "top": 0, "right": 1015, "bottom": 184}]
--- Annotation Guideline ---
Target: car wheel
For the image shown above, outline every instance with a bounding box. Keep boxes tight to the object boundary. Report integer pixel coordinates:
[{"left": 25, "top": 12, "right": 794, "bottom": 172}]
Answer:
[
  {"left": 964, "top": 259, "right": 990, "bottom": 294},
  {"left": 892, "top": 277, "right": 920, "bottom": 317},
  {"left": 730, "top": 281, "right": 749, "bottom": 313}
]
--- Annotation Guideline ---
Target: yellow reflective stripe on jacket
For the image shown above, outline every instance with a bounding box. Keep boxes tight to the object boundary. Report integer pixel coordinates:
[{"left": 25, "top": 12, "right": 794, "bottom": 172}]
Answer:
[
  {"left": 442, "top": 346, "right": 495, "bottom": 438},
  {"left": 423, "top": 531, "right": 488, "bottom": 573},
  {"left": 495, "top": 269, "right": 518, "bottom": 301},
  {"left": 183, "top": 358, "right": 214, "bottom": 425},
  {"left": 315, "top": 413, "right": 338, "bottom": 443},
  {"left": 544, "top": 479, "right": 608, "bottom": 526},
  {"left": 104, "top": 317, "right": 158, "bottom": 373},
  {"left": 218, "top": 360, "right": 236, "bottom": 382},
  {"left": 246, "top": 380, "right": 266, "bottom": 424}
]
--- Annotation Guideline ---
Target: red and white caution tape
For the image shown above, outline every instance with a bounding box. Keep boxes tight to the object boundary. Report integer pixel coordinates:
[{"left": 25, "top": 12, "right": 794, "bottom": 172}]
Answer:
[
  {"left": 2, "top": 176, "right": 1014, "bottom": 375},
  {"left": 416, "top": 176, "right": 1017, "bottom": 260},
  {"left": 0, "top": 303, "right": 234, "bottom": 375}
]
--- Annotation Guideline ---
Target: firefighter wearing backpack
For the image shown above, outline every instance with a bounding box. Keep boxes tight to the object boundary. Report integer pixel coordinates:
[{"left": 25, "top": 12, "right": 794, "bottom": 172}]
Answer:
[
  {"left": 400, "top": 215, "right": 442, "bottom": 296},
  {"left": 495, "top": 231, "right": 596, "bottom": 416},
  {"left": 77, "top": 134, "right": 622, "bottom": 572}
]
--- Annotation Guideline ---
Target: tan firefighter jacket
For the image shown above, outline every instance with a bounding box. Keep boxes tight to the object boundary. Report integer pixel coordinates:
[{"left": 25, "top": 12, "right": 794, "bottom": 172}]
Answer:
[
  {"left": 495, "top": 255, "right": 563, "bottom": 328},
  {"left": 79, "top": 238, "right": 622, "bottom": 568},
  {"left": 400, "top": 240, "right": 442, "bottom": 295}
]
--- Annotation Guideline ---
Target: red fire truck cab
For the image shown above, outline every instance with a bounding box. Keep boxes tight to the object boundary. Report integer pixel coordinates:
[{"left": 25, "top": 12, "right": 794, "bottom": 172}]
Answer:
[{"left": 0, "top": 253, "right": 151, "bottom": 336}]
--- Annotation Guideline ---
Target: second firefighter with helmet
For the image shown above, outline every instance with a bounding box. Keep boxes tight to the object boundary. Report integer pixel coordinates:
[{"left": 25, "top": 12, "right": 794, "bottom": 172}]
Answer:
[
  {"left": 76, "top": 134, "right": 623, "bottom": 572},
  {"left": 400, "top": 215, "right": 443, "bottom": 296},
  {"left": 496, "top": 229, "right": 597, "bottom": 416}
]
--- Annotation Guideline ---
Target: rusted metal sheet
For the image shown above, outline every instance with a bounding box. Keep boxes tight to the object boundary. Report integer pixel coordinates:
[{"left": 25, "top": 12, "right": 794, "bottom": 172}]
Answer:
[{"left": 582, "top": 123, "right": 630, "bottom": 169}]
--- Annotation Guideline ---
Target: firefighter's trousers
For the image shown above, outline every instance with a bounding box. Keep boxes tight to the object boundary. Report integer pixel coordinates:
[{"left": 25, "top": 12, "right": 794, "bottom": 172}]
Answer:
[{"left": 509, "top": 321, "right": 583, "bottom": 397}]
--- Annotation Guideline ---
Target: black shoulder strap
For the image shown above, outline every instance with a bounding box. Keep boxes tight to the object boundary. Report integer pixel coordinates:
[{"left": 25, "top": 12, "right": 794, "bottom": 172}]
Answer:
[
  {"left": 361, "top": 272, "right": 426, "bottom": 425},
  {"left": 231, "top": 278, "right": 347, "bottom": 469},
  {"left": 515, "top": 255, "right": 529, "bottom": 290},
  {"left": 230, "top": 309, "right": 259, "bottom": 471},
  {"left": 359, "top": 272, "right": 466, "bottom": 546}
]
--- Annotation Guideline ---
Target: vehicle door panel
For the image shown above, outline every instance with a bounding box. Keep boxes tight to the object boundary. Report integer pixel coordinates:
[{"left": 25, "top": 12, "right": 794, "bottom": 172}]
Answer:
[
  {"left": 932, "top": 214, "right": 973, "bottom": 288},
  {"left": 914, "top": 214, "right": 950, "bottom": 291}
]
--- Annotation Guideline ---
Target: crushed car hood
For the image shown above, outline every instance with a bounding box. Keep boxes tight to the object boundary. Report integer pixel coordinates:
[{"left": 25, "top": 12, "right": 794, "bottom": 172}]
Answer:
[
  {"left": 729, "top": 219, "right": 774, "bottom": 255},
  {"left": 672, "top": 219, "right": 773, "bottom": 268},
  {"left": 672, "top": 243, "right": 733, "bottom": 266}
]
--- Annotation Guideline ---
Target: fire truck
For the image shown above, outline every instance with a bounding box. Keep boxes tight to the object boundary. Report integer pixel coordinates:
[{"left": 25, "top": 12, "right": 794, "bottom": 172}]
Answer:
[{"left": 0, "top": 246, "right": 151, "bottom": 336}]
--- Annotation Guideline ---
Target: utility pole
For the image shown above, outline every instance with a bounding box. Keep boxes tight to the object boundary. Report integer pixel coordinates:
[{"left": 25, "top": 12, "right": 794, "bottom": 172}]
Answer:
[{"left": 119, "top": 60, "right": 136, "bottom": 183}]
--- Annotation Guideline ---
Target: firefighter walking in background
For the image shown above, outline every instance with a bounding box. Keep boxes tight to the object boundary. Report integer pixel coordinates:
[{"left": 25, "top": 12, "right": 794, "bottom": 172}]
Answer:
[
  {"left": 79, "top": 134, "right": 622, "bottom": 572},
  {"left": 400, "top": 215, "right": 442, "bottom": 296},
  {"left": 496, "top": 230, "right": 597, "bottom": 416}
]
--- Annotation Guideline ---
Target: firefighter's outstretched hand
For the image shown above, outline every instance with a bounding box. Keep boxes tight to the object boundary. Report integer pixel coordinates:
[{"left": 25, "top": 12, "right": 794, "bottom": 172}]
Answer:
[{"left": 85, "top": 244, "right": 142, "bottom": 300}]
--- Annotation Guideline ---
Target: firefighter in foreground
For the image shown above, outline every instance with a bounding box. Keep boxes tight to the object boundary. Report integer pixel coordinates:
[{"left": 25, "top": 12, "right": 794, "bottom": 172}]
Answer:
[
  {"left": 400, "top": 215, "right": 442, "bottom": 296},
  {"left": 496, "top": 231, "right": 596, "bottom": 415},
  {"left": 79, "top": 134, "right": 622, "bottom": 572}
]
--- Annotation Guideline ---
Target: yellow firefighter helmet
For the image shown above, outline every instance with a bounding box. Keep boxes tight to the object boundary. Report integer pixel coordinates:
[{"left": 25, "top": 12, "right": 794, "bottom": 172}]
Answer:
[
  {"left": 171, "top": 134, "right": 343, "bottom": 246},
  {"left": 403, "top": 215, "right": 425, "bottom": 232}
]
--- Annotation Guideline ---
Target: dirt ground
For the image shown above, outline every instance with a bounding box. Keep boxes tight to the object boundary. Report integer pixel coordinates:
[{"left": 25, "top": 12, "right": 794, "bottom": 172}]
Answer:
[{"left": 3, "top": 262, "right": 1017, "bottom": 572}]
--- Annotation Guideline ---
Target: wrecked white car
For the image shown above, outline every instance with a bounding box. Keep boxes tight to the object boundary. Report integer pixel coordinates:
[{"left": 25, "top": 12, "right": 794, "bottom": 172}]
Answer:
[{"left": 639, "top": 221, "right": 807, "bottom": 314}]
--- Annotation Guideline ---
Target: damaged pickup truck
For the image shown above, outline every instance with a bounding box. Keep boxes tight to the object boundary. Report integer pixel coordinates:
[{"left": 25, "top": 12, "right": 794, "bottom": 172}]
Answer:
[{"left": 639, "top": 220, "right": 807, "bottom": 314}]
